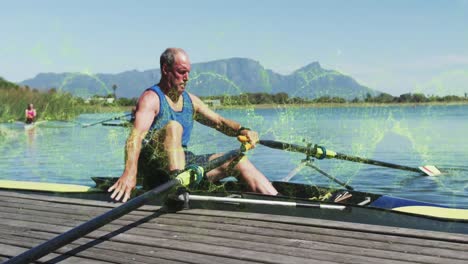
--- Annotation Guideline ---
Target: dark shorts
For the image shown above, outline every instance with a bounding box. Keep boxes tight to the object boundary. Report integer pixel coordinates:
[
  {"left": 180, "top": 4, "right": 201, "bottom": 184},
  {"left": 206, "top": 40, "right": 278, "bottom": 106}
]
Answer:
[{"left": 138, "top": 145, "right": 212, "bottom": 189}]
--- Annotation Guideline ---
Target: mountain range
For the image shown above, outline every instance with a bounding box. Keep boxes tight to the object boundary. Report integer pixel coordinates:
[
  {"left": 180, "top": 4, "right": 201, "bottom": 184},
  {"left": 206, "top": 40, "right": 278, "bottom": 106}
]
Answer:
[{"left": 20, "top": 58, "right": 380, "bottom": 100}]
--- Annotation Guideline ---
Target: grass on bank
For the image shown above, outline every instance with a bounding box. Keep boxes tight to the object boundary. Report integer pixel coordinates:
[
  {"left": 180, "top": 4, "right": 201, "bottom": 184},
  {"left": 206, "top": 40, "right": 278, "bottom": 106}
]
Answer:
[{"left": 0, "top": 77, "right": 130, "bottom": 123}]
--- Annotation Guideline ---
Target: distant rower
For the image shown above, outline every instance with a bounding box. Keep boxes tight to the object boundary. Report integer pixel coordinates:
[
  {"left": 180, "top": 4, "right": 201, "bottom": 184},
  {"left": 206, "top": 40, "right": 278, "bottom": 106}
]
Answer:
[{"left": 25, "top": 103, "right": 37, "bottom": 124}]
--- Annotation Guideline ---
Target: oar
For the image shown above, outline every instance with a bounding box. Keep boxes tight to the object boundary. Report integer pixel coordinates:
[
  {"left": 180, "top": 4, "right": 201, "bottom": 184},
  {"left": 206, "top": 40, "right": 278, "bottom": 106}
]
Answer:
[
  {"left": 258, "top": 140, "right": 441, "bottom": 176},
  {"left": 4, "top": 147, "right": 246, "bottom": 264},
  {"left": 82, "top": 113, "right": 132, "bottom": 128}
]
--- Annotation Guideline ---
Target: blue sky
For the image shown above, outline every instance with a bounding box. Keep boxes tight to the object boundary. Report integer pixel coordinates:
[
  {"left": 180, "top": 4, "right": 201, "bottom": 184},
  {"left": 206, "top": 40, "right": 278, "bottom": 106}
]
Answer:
[{"left": 1, "top": 0, "right": 467, "bottom": 95}]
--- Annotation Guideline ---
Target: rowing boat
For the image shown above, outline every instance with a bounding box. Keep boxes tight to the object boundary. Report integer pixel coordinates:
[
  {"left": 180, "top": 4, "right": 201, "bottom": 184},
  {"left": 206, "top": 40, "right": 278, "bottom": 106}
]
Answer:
[
  {"left": 3, "top": 136, "right": 467, "bottom": 264},
  {"left": 1, "top": 175, "right": 467, "bottom": 234},
  {"left": 23, "top": 122, "right": 36, "bottom": 130},
  {"left": 23, "top": 120, "right": 47, "bottom": 130},
  {"left": 4, "top": 146, "right": 467, "bottom": 264},
  {"left": 2, "top": 136, "right": 467, "bottom": 237}
]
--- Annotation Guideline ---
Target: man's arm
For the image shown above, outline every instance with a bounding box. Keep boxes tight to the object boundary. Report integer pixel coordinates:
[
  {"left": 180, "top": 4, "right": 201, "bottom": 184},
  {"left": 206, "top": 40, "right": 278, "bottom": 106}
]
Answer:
[
  {"left": 108, "top": 91, "right": 159, "bottom": 202},
  {"left": 190, "top": 94, "right": 259, "bottom": 146}
]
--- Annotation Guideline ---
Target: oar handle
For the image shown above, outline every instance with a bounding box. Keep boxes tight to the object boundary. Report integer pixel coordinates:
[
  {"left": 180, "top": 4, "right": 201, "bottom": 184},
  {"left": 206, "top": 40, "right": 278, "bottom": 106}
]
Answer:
[{"left": 237, "top": 135, "right": 255, "bottom": 152}]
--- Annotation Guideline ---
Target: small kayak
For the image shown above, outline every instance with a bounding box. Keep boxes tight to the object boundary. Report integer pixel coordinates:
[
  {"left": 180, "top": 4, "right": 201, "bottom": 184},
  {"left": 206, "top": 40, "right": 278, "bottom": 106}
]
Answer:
[
  {"left": 24, "top": 122, "right": 36, "bottom": 130},
  {"left": 24, "top": 120, "right": 47, "bottom": 130}
]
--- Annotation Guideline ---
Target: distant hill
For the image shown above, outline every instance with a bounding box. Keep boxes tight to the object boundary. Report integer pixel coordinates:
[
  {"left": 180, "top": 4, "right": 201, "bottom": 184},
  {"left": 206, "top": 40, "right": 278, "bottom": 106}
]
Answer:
[
  {"left": 0, "top": 76, "right": 20, "bottom": 89},
  {"left": 20, "top": 58, "right": 380, "bottom": 100}
]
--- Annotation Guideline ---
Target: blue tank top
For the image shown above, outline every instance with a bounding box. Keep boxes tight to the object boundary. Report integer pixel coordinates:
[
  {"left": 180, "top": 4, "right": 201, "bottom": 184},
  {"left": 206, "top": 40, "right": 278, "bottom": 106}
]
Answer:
[{"left": 146, "top": 85, "right": 194, "bottom": 147}]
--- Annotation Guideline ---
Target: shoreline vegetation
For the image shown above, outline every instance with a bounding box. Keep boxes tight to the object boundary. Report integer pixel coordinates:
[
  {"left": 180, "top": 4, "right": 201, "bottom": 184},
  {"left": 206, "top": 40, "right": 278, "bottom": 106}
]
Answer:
[
  {"left": 214, "top": 100, "right": 468, "bottom": 110},
  {"left": 0, "top": 77, "right": 133, "bottom": 123},
  {"left": 200, "top": 92, "right": 468, "bottom": 107},
  {"left": 1, "top": 76, "right": 467, "bottom": 122}
]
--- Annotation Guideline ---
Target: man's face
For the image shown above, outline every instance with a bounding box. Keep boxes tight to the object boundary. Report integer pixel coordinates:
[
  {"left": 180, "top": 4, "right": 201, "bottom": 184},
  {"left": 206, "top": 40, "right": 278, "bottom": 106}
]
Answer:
[{"left": 166, "top": 52, "right": 191, "bottom": 94}]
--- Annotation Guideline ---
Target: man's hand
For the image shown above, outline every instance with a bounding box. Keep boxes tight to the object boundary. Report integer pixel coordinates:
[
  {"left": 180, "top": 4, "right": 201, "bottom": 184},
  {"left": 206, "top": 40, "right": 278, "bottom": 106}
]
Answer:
[
  {"left": 108, "top": 172, "right": 137, "bottom": 202},
  {"left": 239, "top": 129, "right": 260, "bottom": 148}
]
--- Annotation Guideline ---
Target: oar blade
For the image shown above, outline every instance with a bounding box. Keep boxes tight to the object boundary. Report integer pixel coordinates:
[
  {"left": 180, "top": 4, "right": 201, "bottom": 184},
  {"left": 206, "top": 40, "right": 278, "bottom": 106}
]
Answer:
[{"left": 419, "top": 165, "right": 442, "bottom": 176}]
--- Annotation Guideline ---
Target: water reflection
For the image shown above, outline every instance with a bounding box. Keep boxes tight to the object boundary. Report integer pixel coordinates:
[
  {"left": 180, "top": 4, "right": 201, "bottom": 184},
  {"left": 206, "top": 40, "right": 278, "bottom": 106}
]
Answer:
[{"left": 26, "top": 125, "right": 37, "bottom": 148}]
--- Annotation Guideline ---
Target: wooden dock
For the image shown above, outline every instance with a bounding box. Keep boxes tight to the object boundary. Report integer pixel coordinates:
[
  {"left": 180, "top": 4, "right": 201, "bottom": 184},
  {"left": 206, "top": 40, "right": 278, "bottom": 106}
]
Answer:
[{"left": 0, "top": 190, "right": 467, "bottom": 264}]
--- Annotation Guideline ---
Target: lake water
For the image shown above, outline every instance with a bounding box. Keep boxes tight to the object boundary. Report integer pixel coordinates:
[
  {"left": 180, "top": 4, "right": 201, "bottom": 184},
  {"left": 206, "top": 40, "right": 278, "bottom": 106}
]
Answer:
[{"left": 1, "top": 104, "right": 467, "bottom": 208}]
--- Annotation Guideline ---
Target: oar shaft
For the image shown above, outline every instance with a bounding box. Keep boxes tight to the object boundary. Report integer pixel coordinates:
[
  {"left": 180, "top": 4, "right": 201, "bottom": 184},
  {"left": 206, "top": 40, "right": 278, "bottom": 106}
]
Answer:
[
  {"left": 204, "top": 148, "right": 244, "bottom": 172},
  {"left": 334, "top": 153, "right": 421, "bottom": 173},
  {"left": 82, "top": 113, "right": 131, "bottom": 128},
  {"left": 259, "top": 140, "right": 312, "bottom": 155},
  {"left": 259, "top": 140, "right": 422, "bottom": 174},
  {"left": 4, "top": 179, "right": 178, "bottom": 264},
  {"left": 5, "top": 147, "right": 246, "bottom": 264},
  {"left": 186, "top": 195, "right": 346, "bottom": 210}
]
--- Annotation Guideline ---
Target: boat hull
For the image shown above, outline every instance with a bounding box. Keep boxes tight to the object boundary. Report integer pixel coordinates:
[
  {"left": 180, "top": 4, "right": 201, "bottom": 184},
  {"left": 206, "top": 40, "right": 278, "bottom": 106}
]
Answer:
[
  {"left": 24, "top": 123, "right": 36, "bottom": 130},
  {"left": 187, "top": 194, "right": 468, "bottom": 234}
]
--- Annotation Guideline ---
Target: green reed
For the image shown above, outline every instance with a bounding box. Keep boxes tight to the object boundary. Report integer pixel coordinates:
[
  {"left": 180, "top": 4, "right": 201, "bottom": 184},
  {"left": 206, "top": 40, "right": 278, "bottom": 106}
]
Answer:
[{"left": 0, "top": 77, "right": 124, "bottom": 122}]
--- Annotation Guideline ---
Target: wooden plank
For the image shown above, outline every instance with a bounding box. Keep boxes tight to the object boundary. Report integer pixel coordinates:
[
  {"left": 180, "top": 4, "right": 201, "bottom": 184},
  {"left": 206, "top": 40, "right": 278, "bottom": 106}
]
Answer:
[
  {"left": 3, "top": 190, "right": 467, "bottom": 243},
  {"left": 0, "top": 216, "right": 331, "bottom": 264},
  {"left": 0, "top": 234, "right": 243, "bottom": 264},
  {"left": 0, "top": 215, "right": 343, "bottom": 264},
  {"left": 1, "top": 225, "right": 281, "bottom": 264},
  {"left": 0, "top": 194, "right": 147, "bottom": 215},
  {"left": 0, "top": 210, "right": 465, "bottom": 264},
  {"left": 0, "top": 198, "right": 156, "bottom": 222},
  {"left": 3, "top": 197, "right": 468, "bottom": 256},
  {"left": 3, "top": 203, "right": 466, "bottom": 261},
  {"left": 0, "top": 190, "right": 117, "bottom": 207},
  {"left": 1, "top": 224, "right": 458, "bottom": 264},
  {"left": 0, "top": 212, "right": 274, "bottom": 263},
  {"left": 2, "top": 200, "right": 466, "bottom": 257},
  {"left": 3, "top": 189, "right": 466, "bottom": 240},
  {"left": 181, "top": 209, "right": 468, "bottom": 242},
  {"left": 0, "top": 243, "right": 114, "bottom": 264},
  {"left": 159, "top": 213, "right": 468, "bottom": 251},
  {"left": 0, "top": 190, "right": 123, "bottom": 210},
  {"left": 147, "top": 215, "right": 468, "bottom": 259},
  {"left": 1, "top": 196, "right": 466, "bottom": 260},
  {"left": 3, "top": 196, "right": 466, "bottom": 251},
  {"left": 0, "top": 190, "right": 161, "bottom": 212},
  {"left": 1, "top": 190, "right": 467, "bottom": 264},
  {"left": 0, "top": 198, "right": 151, "bottom": 221},
  {"left": 1, "top": 232, "right": 329, "bottom": 264}
]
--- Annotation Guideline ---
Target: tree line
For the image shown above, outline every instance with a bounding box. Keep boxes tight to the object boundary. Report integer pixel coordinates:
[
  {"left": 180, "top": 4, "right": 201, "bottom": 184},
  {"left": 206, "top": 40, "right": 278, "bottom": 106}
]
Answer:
[
  {"left": 360, "top": 92, "right": 468, "bottom": 103},
  {"left": 201, "top": 92, "right": 468, "bottom": 105}
]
